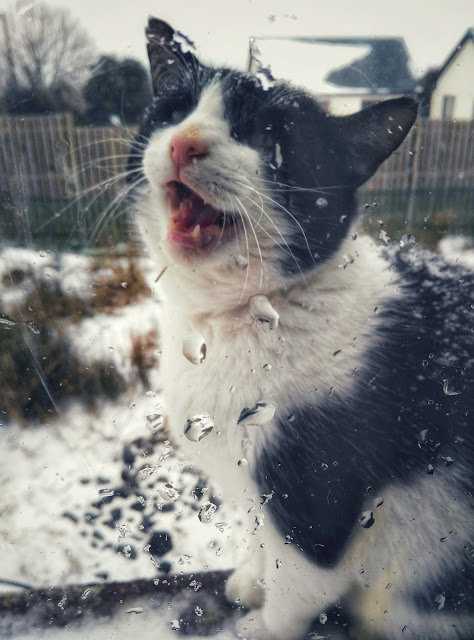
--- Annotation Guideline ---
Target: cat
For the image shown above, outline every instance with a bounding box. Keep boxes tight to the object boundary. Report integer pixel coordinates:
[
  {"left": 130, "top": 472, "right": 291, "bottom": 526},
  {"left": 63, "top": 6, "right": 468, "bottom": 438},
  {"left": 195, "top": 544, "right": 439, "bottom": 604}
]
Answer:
[{"left": 126, "top": 17, "right": 474, "bottom": 640}]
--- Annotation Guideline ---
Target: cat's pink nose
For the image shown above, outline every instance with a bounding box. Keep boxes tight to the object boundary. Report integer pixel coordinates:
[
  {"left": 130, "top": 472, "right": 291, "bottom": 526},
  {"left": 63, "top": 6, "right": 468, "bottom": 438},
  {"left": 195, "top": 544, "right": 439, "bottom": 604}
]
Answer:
[{"left": 169, "top": 134, "right": 208, "bottom": 170}]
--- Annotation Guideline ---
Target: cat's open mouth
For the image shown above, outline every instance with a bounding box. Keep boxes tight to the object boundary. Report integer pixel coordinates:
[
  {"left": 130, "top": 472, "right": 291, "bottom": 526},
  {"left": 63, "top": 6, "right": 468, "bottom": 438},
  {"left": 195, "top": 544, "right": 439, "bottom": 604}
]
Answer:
[{"left": 165, "top": 181, "right": 235, "bottom": 249}]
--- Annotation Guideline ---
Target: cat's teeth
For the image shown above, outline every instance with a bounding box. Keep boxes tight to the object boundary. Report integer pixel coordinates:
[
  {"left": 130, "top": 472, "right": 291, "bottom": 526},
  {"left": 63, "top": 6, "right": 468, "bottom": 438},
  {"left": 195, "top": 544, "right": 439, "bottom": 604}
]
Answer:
[{"left": 191, "top": 224, "right": 201, "bottom": 238}]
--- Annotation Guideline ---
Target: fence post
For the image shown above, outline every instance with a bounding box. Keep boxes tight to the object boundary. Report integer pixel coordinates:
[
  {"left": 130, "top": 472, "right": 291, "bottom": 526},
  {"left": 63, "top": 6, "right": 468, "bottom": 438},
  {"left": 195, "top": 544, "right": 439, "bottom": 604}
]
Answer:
[
  {"left": 406, "top": 117, "right": 424, "bottom": 228},
  {"left": 64, "top": 113, "right": 82, "bottom": 198}
]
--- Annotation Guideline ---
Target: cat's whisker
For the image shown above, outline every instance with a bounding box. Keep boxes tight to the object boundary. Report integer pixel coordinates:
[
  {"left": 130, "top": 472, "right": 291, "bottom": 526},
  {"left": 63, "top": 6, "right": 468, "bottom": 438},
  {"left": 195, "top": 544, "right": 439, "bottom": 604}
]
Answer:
[
  {"left": 234, "top": 196, "right": 264, "bottom": 292},
  {"left": 241, "top": 193, "right": 305, "bottom": 272},
  {"left": 229, "top": 194, "right": 251, "bottom": 304},
  {"left": 242, "top": 173, "right": 346, "bottom": 195},
  {"left": 73, "top": 136, "right": 145, "bottom": 156},
  {"left": 90, "top": 176, "right": 147, "bottom": 243},
  {"left": 236, "top": 181, "right": 315, "bottom": 266},
  {"left": 32, "top": 172, "right": 131, "bottom": 234},
  {"left": 208, "top": 211, "right": 228, "bottom": 258},
  {"left": 75, "top": 153, "right": 144, "bottom": 174}
]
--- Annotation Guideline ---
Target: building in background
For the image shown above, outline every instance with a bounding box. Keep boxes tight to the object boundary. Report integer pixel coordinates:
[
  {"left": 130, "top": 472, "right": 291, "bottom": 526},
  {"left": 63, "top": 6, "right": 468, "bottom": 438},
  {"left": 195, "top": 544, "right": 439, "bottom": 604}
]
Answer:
[
  {"left": 248, "top": 36, "right": 416, "bottom": 115},
  {"left": 429, "top": 28, "right": 474, "bottom": 120}
]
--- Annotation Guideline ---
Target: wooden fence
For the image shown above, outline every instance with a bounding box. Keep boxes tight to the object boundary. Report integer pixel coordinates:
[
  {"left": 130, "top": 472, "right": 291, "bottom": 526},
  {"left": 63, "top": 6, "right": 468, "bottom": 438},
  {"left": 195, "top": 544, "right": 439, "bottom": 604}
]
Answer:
[
  {"left": 0, "top": 113, "right": 135, "bottom": 203},
  {"left": 0, "top": 113, "right": 472, "bottom": 246}
]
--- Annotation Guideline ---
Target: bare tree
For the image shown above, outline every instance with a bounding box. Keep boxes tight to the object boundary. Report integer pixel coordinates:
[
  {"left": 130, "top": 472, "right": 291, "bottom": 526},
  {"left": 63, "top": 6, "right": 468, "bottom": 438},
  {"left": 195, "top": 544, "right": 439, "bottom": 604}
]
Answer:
[{"left": 0, "top": 2, "right": 97, "bottom": 114}]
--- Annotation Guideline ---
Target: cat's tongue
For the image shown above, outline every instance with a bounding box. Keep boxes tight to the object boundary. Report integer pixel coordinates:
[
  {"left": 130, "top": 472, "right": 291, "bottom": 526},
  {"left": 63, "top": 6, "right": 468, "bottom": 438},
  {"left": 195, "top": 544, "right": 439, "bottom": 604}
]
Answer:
[{"left": 168, "top": 192, "right": 221, "bottom": 247}]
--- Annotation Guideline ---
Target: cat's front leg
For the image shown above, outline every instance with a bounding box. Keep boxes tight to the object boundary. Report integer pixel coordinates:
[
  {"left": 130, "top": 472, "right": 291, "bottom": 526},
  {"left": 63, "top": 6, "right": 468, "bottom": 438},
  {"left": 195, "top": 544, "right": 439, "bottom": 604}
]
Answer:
[
  {"left": 236, "top": 522, "right": 350, "bottom": 640},
  {"left": 225, "top": 509, "right": 266, "bottom": 609},
  {"left": 225, "top": 558, "right": 265, "bottom": 610}
]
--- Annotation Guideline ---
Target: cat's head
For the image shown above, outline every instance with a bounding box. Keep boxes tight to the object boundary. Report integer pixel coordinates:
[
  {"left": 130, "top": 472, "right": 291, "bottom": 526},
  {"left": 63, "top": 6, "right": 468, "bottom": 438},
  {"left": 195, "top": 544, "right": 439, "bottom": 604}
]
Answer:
[{"left": 129, "top": 18, "right": 416, "bottom": 306}]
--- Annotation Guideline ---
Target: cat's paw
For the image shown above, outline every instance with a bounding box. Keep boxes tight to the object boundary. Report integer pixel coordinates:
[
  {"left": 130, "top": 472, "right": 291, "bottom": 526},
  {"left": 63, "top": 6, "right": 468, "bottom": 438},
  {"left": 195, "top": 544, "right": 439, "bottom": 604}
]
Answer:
[
  {"left": 236, "top": 605, "right": 314, "bottom": 640},
  {"left": 235, "top": 610, "right": 272, "bottom": 640},
  {"left": 226, "top": 567, "right": 265, "bottom": 609}
]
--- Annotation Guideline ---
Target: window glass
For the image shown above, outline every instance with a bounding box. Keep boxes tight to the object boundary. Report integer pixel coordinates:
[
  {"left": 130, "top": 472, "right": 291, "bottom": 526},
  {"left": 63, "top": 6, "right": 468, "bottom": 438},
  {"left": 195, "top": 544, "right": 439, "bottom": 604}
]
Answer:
[{"left": 0, "top": 2, "right": 473, "bottom": 639}]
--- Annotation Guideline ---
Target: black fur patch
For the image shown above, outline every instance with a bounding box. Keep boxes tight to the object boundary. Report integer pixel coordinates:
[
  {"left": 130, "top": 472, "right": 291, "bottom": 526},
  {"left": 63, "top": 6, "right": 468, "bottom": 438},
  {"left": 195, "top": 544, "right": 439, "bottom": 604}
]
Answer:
[{"left": 255, "top": 248, "right": 474, "bottom": 567}]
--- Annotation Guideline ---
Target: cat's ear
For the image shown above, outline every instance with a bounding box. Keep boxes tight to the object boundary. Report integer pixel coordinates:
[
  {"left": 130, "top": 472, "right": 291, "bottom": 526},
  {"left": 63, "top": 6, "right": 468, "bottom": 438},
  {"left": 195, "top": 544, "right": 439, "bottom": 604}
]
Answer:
[
  {"left": 337, "top": 97, "right": 418, "bottom": 187},
  {"left": 146, "top": 17, "right": 199, "bottom": 94}
]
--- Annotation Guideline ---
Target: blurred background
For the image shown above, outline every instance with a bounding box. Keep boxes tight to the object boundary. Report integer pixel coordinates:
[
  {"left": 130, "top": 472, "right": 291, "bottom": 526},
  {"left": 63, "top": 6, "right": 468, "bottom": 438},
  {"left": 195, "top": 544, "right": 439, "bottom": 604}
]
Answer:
[{"left": 0, "top": 1, "right": 472, "bottom": 636}]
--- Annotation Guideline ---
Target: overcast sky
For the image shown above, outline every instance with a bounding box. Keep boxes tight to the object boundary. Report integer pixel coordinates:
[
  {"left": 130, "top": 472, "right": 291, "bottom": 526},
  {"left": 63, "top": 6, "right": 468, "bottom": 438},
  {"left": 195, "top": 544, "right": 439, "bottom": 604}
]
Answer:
[{"left": 6, "top": 0, "right": 474, "bottom": 76}]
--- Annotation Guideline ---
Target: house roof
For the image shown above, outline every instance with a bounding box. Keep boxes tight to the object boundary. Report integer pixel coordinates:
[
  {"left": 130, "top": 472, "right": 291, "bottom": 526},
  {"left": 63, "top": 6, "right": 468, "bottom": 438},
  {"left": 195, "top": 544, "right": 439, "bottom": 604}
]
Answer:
[
  {"left": 437, "top": 27, "right": 474, "bottom": 78},
  {"left": 248, "top": 36, "right": 416, "bottom": 97}
]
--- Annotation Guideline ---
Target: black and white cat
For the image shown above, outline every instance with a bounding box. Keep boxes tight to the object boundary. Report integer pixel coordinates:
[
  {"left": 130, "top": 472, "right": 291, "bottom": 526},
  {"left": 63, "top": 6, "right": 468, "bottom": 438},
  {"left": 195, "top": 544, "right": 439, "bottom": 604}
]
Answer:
[{"left": 127, "top": 18, "right": 474, "bottom": 640}]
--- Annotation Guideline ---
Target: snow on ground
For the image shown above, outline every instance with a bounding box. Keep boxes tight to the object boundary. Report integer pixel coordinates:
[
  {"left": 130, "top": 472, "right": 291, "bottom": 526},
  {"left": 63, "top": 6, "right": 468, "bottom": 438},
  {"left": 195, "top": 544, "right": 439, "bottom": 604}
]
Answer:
[
  {"left": 0, "top": 393, "right": 243, "bottom": 588},
  {"left": 68, "top": 297, "right": 162, "bottom": 386},
  {"left": 0, "top": 248, "right": 245, "bottom": 602},
  {"left": 438, "top": 235, "right": 474, "bottom": 270}
]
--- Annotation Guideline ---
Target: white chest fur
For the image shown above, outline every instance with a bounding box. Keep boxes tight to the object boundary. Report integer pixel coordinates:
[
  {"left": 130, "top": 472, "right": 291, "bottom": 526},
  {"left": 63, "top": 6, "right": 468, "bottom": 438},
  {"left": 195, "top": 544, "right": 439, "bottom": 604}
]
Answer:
[{"left": 154, "top": 235, "right": 398, "bottom": 504}]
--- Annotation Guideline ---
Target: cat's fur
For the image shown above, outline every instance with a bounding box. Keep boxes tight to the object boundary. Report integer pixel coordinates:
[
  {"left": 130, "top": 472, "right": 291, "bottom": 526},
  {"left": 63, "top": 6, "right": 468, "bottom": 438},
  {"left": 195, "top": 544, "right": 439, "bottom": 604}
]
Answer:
[{"left": 127, "top": 18, "right": 474, "bottom": 639}]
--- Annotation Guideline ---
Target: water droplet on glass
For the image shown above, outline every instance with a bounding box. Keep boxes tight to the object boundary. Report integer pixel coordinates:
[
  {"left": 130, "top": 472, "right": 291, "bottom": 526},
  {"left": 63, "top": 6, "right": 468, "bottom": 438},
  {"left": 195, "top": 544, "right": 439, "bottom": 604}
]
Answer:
[
  {"left": 120, "top": 281, "right": 128, "bottom": 289},
  {"left": 427, "top": 463, "right": 435, "bottom": 474},
  {"left": 182, "top": 332, "right": 206, "bottom": 365},
  {"left": 378, "top": 230, "right": 390, "bottom": 246},
  {"left": 374, "top": 496, "right": 384, "bottom": 508},
  {"left": 194, "top": 605, "right": 203, "bottom": 616},
  {"left": 184, "top": 414, "right": 215, "bottom": 442},
  {"left": 233, "top": 254, "right": 249, "bottom": 269},
  {"left": 198, "top": 501, "right": 217, "bottom": 524},
  {"left": 189, "top": 579, "right": 202, "bottom": 591},
  {"left": 117, "top": 523, "right": 131, "bottom": 539},
  {"left": 319, "top": 612, "right": 328, "bottom": 624},
  {"left": 26, "top": 321, "right": 40, "bottom": 334},
  {"left": 249, "top": 294, "right": 279, "bottom": 329},
  {"left": 238, "top": 458, "right": 248, "bottom": 467},
  {"left": 274, "top": 142, "right": 283, "bottom": 168},
  {"left": 434, "top": 594, "right": 446, "bottom": 610},
  {"left": 442, "top": 377, "right": 462, "bottom": 396},
  {"left": 0, "top": 314, "right": 17, "bottom": 329},
  {"left": 275, "top": 558, "right": 282, "bottom": 569},
  {"left": 263, "top": 363, "right": 272, "bottom": 371},
  {"left": 256, "top": 69, "right": 275, "bottom": 91},
  {"left": 158, "top": 482, "right": 180, "bottom": 502},
  {"left": 170, "top": 619, "right": 180, "bottom": 630},
  {"left": 215, "top": 522, "right": 228, "bottom": 533},
  {"left": 58, "top": 595, "right": 67, "bottom": 609},
  {"left": 54, "top": 137, "right": 70, "bottom": 157},
  {"left": 260, "top": 491, "right": 274, "bottom": 505},
  {"left": 316, "top": 197, "right": 328, "bottom": 208},
  {"left": 126, "top": 607, "right": 143, "bottom": 614},
  {"left": 146, "top": 413, "right": 164, "bottom": 432},
  {"left": 252, "top": 513, "right": 265, "bottom": 534},
  {"left": 98, "top": 488, "right": 114, "bottom": 497},
  {"left": 400, "top": 234, "right": 416, "bottom": 247},
  {"left": 359, "top": 511, "right": 375, "bottom": 528},
  {"left": 238, "top": 402, "right": 276, "bottom": 427}
]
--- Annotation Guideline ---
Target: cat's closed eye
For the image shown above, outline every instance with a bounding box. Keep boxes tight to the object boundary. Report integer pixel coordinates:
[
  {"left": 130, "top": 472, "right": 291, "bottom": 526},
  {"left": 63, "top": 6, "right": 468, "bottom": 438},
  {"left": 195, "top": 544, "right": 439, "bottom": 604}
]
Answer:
[{"left": 171, "top": 109, "right": 188, "bottom": 124}]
